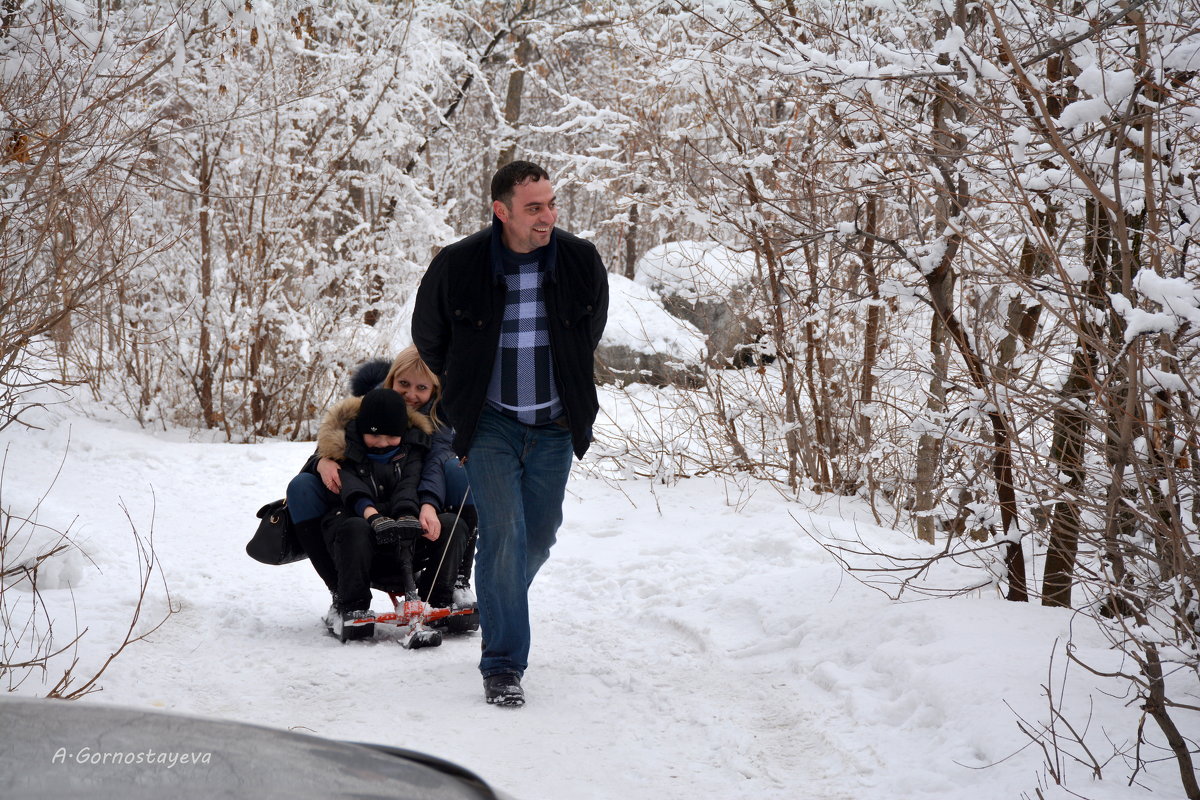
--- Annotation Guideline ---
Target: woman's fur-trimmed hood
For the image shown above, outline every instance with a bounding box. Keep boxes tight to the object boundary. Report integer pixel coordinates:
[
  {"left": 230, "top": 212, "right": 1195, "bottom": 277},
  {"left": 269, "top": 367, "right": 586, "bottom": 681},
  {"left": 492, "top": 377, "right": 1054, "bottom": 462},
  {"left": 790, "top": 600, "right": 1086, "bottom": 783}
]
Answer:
[{"left": 316, "top": 395, "right": 433, "bottom": 461}]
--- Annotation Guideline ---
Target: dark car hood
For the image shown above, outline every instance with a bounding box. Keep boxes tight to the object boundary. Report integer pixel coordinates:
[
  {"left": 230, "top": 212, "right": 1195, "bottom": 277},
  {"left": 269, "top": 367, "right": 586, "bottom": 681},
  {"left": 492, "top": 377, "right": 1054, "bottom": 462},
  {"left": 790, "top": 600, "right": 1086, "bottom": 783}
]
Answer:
[{"left": 0, "top": 696, "right": 511, "bottom": 800}]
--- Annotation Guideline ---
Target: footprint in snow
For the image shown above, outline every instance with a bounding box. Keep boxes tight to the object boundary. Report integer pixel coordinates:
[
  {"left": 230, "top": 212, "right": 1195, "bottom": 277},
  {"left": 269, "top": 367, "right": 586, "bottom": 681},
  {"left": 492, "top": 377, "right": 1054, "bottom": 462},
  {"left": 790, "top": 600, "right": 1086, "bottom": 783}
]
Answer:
[{"left": 586, "top": 527, "right": 623, "bottom": 538}]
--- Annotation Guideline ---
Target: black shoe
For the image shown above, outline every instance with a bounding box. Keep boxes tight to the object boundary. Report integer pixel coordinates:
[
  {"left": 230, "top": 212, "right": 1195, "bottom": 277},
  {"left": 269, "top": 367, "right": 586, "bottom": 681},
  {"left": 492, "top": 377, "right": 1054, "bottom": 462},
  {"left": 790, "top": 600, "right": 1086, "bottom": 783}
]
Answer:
[
  {"left": 447, "top": 610, "right": 480, "bottom": 633},
  {"left": 484, "top": 673, "right": 525, "bottom": 707},
  {"left": 329, "top": 608, "right": 375, "bottom": 643},
  {"left": 404, "top": 627, "right": 443, "bottom": 649}
]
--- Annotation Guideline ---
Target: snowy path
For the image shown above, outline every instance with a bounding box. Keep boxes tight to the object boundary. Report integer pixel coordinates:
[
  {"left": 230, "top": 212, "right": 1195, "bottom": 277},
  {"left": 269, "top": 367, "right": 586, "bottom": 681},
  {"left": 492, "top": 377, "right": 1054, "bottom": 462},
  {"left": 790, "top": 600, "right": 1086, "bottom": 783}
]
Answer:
[
  {"left": 5, "top": 418, "right": 860, "bottom": 799},
  {"left": 4, "top": 414, "right": 1187, "bottom": 800}
]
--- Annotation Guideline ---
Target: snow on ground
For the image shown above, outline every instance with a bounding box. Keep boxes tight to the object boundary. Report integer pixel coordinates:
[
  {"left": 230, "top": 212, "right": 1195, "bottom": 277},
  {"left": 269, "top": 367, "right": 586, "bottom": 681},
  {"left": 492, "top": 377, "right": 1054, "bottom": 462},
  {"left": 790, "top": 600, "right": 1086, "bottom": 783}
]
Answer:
[{"left": 1, "top": 403, "right": 1195, "bottom": 800}]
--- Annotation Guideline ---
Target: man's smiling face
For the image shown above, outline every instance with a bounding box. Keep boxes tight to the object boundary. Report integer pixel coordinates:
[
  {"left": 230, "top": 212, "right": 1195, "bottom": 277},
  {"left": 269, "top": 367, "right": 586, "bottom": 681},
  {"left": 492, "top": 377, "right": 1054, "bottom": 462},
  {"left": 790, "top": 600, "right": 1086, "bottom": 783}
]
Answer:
[{"left": 494, "top": 177, "right": 557, "bottom": 254}]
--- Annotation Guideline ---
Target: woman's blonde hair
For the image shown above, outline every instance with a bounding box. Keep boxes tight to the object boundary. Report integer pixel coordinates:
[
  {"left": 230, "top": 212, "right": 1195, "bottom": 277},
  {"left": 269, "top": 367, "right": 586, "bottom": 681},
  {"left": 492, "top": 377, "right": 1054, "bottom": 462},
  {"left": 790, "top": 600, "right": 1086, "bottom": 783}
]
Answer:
[{"left": 384, "top": 345, "right": 442, "bottom": 426}]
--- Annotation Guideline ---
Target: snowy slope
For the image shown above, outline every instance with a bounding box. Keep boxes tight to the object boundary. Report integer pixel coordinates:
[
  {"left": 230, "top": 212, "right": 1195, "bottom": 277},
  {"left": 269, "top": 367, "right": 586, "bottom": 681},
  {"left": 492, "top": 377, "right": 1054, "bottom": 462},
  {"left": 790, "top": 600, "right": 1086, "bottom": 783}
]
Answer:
[{"left": 0, "top": 406, "right": 1193, "bottom": 800}]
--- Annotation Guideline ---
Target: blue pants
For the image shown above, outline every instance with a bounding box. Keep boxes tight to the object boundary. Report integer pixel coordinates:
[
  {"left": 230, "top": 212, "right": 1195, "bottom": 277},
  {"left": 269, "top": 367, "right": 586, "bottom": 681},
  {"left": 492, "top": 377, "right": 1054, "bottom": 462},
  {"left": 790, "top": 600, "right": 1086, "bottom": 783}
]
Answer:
[
  {"left": 440, "top": 452, "right": 472, "bottom": 510},
  {"left": 464, "top": 405, "right": 573, "bottom": 678},
  {"left": 286, "top": 472, "right": 337, "bottom": 523}
]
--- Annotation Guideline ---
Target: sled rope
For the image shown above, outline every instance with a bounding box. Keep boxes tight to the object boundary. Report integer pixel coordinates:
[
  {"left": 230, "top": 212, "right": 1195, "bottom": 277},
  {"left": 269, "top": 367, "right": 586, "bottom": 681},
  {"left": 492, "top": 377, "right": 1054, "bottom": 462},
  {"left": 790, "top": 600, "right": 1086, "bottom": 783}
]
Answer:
[{"left": 423, "top": 484, "right": 472, "bottom": 600}]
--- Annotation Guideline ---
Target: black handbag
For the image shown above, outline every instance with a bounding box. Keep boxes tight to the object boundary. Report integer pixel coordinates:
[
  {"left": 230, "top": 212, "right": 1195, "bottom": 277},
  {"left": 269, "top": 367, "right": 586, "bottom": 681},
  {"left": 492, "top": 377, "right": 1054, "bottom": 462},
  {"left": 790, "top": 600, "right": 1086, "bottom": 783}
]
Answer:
[{"left": 246, "top": 499, "right": 307, "bottom": 565}]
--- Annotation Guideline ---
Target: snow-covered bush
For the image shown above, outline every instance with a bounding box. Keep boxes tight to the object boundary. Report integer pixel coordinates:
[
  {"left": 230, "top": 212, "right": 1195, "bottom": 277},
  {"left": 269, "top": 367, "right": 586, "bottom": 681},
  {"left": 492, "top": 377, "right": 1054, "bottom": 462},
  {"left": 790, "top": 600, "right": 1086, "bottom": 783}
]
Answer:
[{"left": 65, "top": 2, "right": 465, "bottom": 440}]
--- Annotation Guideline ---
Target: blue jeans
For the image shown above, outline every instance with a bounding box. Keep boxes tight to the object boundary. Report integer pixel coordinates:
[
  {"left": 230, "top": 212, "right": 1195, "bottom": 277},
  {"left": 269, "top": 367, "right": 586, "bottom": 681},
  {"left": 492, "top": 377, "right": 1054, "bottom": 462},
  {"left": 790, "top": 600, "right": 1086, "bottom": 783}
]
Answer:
[
  {"left": 440, "top": 452, "right": 473, "bottom": 510},
  {"left": 286, "top": 472, "right": 336, "bottom": 523},
  {"left": 464, "top": 405, "right": 573, "bottom": 678}
]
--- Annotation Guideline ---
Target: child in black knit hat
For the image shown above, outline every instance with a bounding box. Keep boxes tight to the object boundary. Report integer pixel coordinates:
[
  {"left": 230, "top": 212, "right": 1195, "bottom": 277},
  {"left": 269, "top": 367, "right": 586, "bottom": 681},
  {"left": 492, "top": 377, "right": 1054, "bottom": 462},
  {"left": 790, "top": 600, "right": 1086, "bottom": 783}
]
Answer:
[{"left": 356, "top": 387, "right": 409, "bottom": 437}]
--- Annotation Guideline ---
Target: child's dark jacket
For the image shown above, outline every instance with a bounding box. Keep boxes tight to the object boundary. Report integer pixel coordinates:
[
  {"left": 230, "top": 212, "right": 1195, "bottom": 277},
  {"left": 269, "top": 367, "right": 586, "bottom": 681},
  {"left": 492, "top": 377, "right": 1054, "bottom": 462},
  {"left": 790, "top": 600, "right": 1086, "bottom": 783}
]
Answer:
[
  {"left": 347, "top": 358, "right": 455, "bottom": 510},
  {"left": 302, "top": 396, "right": 433, "bottom": 519}
]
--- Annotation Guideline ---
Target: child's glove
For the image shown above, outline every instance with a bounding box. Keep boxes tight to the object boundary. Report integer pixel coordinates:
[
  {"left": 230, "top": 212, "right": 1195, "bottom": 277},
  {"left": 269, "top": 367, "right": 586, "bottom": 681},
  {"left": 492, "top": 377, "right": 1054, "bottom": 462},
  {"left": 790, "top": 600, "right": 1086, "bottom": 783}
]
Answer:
[
  {"left": 369, "top": 514, "right": 421, "bottom": 545},
  {"left": 393, "top": 516, "right": 423, "bottom": 542},
  {"left": 369, "top": 515, "right": 401, "bottom": 545}
]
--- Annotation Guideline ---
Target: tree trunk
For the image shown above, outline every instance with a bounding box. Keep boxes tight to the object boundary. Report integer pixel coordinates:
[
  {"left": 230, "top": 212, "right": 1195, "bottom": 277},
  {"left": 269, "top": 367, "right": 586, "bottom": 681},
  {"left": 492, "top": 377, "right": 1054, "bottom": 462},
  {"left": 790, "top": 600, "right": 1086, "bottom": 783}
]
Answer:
[
  {"left": 624, "top": 195, "right": 639, "bottom": 280},
  {"left": 762, "top": 231, "right": 805, "bottom": 490},
  {"left": 918, "top": 0, "right": 1028, "bottom": 601},
  {"left": 914, "top": 268, "right": 952, "bottom": 545},
  {"left": 1043, "top": 200, "right": 1110, "bottom": 606},
  {"left": 497, "top": 12, "right": 536, "bottom": 169},
  {"left": 197, "top": 140, "right": 218, "bottom": 430},
  {"left": 1041, "top": 348, "right": 1091, "bottom": 608},
  {"left": 745, "top": 170, "right": 816, "bottom": 490},
  {"left": 857, "top": 195, "right": 881, "bottom": 452}
]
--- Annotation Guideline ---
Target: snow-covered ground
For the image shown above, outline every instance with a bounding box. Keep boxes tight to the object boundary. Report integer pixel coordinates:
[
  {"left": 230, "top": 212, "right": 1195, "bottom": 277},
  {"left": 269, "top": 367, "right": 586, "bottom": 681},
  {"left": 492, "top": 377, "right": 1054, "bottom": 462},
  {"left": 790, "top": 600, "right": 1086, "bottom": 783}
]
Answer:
[{"left": 1, "top": 402, "right": 1195, "bottom": 800}]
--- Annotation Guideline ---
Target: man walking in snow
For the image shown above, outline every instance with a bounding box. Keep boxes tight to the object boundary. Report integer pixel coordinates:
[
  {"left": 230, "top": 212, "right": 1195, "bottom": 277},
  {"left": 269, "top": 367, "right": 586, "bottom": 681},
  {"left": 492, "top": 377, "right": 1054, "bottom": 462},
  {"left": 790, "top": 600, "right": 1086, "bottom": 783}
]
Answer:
[{"left": 412, "top": 160, "right": 609, "bottom": 706}]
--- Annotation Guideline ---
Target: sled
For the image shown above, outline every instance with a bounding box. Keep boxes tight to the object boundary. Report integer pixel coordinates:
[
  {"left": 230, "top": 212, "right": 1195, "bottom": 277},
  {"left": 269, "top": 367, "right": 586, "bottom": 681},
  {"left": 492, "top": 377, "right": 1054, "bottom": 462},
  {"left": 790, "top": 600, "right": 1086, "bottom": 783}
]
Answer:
[{"left": 340, "top": 595, "right": 479, "bottom": 648}]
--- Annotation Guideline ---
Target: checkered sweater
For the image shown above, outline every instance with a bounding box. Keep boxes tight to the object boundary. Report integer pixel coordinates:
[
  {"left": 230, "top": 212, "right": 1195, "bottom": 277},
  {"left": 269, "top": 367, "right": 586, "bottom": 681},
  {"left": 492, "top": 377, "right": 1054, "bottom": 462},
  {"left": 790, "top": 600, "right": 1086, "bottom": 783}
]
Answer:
[{"left": 485, "top": 246, "right": 564, "bottom": 425}]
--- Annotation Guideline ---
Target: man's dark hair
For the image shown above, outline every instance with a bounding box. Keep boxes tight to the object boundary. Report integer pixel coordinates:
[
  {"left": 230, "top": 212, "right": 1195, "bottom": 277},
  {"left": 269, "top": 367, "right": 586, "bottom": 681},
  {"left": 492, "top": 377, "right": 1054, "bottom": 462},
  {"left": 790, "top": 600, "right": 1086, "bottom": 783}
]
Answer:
[{"left": 491, "top": 160, "right": 550, "bottom": 204}]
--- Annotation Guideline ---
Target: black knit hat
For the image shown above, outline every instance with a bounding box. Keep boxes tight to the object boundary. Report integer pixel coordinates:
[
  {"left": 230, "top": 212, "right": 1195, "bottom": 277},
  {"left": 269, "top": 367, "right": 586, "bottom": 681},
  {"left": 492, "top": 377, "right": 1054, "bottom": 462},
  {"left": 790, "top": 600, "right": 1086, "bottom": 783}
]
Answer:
[{"left": 358, "top": 388, "right": 408, "bottom": 436}]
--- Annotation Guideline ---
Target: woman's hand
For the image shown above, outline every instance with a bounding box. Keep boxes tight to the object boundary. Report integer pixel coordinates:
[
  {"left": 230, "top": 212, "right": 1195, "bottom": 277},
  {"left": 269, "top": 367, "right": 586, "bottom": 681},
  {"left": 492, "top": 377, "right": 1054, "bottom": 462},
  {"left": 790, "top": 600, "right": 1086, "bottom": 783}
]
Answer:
[
  {"left": 419, "top": 503, "right": 441, "bottom": 541},
  {"left": 317, "top": 457, "right": 342, "bottom": 492}
]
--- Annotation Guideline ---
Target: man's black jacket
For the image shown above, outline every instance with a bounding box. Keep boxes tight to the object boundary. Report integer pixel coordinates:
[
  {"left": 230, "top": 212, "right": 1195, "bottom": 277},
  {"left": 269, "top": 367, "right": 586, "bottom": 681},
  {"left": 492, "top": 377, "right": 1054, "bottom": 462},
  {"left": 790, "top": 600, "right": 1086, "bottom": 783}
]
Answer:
[{"left": 412, "top": 223, "right": 609, "bottom": 459}]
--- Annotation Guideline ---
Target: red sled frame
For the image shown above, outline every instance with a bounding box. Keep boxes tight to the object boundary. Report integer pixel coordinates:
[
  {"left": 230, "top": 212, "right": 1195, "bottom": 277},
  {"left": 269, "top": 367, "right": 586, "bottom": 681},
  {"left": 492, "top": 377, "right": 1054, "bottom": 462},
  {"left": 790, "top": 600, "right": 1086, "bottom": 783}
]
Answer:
[
  {"left": 348, "top": 593, "right": 478, "bottom": 631},
  {"left": 340, "top": 594, "right": 479, "bottom": 648}
]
